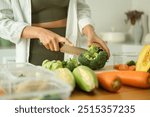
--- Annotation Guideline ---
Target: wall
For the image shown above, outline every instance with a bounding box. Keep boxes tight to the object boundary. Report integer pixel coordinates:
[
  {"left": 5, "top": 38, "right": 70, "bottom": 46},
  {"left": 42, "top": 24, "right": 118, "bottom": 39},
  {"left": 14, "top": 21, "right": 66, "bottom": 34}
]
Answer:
[
  {"left": 86, "top": 0, "right": 132, "bottom": 34},
  {"left": 132, "top": 0, "right": 150, "bottom": 32},
  {"left": 132, "top": 0, "right": 150, "bottom": 14}
]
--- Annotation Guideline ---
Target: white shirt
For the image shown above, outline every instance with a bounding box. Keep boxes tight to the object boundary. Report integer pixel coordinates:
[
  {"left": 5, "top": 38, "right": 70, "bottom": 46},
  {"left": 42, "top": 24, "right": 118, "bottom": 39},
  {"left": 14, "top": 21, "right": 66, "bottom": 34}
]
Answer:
[{"left": 0, "top": 0, "right": 93, "bottom": 63}]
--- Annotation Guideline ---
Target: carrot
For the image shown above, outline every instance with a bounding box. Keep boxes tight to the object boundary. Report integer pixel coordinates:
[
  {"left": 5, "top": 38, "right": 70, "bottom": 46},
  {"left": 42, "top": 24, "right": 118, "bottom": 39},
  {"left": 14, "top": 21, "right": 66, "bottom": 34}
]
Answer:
[
  {"left": 114, "top": 64, "right": 121, "bottom": 70},
  {"left": 118, "top": 64, "right": 129, "bottom": 71},
  {"left": 0, "top": 86, "right": 5, "bottom": 96},
  {"left": 117, "top": 71, "right": 150, "bottom": 88},
  {"left": 114, "top": 64, "right": 136, "bottom": 71},
  {"left": 128, "top": 65, "right": 136, "bottom": 71},
  {"left": 96, "top": 72, "right": 122, "bottom": 92},
  {"left": 114, "top": 64, "right": 129, "bottom": 71}
]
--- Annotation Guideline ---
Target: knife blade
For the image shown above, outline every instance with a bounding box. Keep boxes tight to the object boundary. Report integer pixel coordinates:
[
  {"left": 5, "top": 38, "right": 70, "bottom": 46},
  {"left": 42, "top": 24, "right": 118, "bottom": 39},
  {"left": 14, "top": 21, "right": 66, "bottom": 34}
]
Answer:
[{"left": 59, "top": 44, "right": 87, "bottom": 55}]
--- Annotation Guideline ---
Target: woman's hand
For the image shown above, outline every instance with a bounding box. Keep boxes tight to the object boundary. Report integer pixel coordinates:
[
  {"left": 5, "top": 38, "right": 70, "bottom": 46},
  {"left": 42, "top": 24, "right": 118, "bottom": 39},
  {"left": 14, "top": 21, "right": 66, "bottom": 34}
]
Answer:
[
  {"left": 21, "top": 26, "right": 73, "bottom": 51},
  {"left": 37, "top": 28, "right": 72, "bottom": 51},
  {"left": 82, "top": 25, "right": 110, "bottom": 58}
]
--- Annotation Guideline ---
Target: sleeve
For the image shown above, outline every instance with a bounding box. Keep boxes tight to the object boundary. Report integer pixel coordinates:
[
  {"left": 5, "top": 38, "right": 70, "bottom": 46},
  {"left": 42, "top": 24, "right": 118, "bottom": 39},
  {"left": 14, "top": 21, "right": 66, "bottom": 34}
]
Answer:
[
  {"left": 0, "top": 0, "right": 29, "bottom": 44},
  {"left": 77, "top": 0, "right": 94, "bottom": 34}
]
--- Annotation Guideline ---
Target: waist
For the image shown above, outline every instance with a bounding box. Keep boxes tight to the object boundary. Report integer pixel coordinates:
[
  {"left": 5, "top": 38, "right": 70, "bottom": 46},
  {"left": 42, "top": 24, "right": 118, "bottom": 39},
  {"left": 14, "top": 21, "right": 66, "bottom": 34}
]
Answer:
[
  {"left": 32, "top": 7, "right": 68, "bottom": 24},
  {"left": 32, "top": 19, "right": 67, "bottom": 29}
]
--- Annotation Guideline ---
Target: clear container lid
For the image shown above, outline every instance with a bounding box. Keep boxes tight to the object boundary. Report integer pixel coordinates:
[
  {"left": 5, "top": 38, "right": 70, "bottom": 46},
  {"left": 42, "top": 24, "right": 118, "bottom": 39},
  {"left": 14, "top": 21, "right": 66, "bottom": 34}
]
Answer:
[{"left": 0, "top": 63, "right": 71, "bottom": 100}]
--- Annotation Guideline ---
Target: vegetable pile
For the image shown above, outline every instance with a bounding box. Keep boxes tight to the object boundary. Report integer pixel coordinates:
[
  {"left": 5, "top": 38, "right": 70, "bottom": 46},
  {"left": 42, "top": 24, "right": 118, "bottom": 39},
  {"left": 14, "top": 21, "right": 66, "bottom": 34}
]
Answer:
[
  {"left": 42, "top": 58, "right": 79, "bottom": 72},
  {"left": 42, "top": 45, "right": 108, "bottom": 71},
  {"left": 114, "top": 60, "right": 136, "bottom": 71},
  {"left": 41, "top": 45, "right": 150, "bottom": 94},
  {"left": 41, "top": 45, "right": 108, "bottom": 93},
  {"left": 109, "top": 45, "right": 150, "bottom": 91},
  {"left": 96, "top": 71, "right": 150, "bottom": 89}
]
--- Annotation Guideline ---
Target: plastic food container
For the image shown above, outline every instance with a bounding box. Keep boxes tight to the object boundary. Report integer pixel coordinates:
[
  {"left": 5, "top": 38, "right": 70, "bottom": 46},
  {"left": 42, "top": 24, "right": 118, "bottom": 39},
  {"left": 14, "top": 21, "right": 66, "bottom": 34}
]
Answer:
[
  {"left": 0, "top": 63, "right": 71, "bottom": 100},
  {"left": 113, "top": 52, "right": 139, "bottom": 65}
]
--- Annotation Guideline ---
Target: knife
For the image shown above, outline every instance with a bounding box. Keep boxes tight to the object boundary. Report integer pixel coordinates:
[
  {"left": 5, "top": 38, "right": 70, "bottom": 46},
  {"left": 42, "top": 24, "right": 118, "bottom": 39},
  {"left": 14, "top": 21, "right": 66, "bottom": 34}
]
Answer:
[{"left": 59, "top": 44, "right": 87, "bottom": 55}]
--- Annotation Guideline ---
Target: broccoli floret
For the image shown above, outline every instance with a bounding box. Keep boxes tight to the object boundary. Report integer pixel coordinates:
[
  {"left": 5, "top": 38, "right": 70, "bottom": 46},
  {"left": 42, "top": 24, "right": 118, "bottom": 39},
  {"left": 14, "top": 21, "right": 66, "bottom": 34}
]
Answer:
[
  {"left": 63, "top": 58, "right": 80, "bottom": 71},
  {"left": 42, "top": 60, "right": 63, "bottom": 70},
  {"left": 78, "top": 53, "right": 90, "bottom": 66},
  {"left": 42, "top": 60, "right": 56, "bottom": 69},
  {"left": 88, "top": 45, "right": 103, "bottom": 54},
  {"left": 51, "top": 60, "right": 63, "bottom": 70},
  {"left": 78, "top": 46, "right": 108, "bottom": 70},
  {"left": 42, "top": 59, "right": 49, "bottom": 66},
  {"left": 126, "top": 60, "right": 136, "bottom": 66}
]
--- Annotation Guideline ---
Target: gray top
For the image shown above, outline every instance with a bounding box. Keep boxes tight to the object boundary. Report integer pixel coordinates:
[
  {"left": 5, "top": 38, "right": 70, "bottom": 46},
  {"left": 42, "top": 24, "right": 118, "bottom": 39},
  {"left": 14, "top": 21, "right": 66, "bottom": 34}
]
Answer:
[{"left": 32, "top": 0, "right": 70, "bottom": 23}]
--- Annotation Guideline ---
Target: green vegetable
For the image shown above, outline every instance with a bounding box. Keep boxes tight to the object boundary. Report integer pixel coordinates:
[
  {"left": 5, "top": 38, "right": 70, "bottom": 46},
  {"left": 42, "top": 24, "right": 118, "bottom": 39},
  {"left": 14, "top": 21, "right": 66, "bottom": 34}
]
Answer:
[
  {"left": 73, "top": 66, "right": 98, "bottom": 92},
  {"left": 42, "top": 60, "right": 63, "bottom": 70},
  {"left": 51, "top": 60, "right": 63, "bottom": 70},
  {"left": 126, "top": 60, "right": 136, "bottom": 66},
  {"left": 63, "top": 58, "right": 80, "bottom": 71},
  {"left": 55, "top": 68, "right": 75, "bottom": 91},
  {"left": 78, "top": 45, "right": 108, "bottom": 70},
  {"left": 88, "top": 44, "right": 103, "bottom": 54}
]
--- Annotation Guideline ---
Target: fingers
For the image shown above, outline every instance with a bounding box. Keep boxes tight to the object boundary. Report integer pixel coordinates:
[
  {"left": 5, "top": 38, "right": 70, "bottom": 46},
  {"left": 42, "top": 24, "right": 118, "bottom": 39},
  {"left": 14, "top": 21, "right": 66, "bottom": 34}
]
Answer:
[
  {"left": 101, "top": 41, "right": 110, "bottom": 58},
  {"left": 59, "top": 37, "right": 73, "bottom": 46},
  {"left": 40, "top": 34, "right": 73, "bottom": 51},
  {"left": 43, "top": 44, "right": 49, "bottom": 50},
  {"left": 88, "top": 39, "right": 110, "bottom": 59},
  {"left": 38, "top": 30, "right": 61, "bottom": 51},
  {"left": 48, "top": 42, "right": 54, "bottom": 51},
  {"left": 41, "top": 39, "right": 61, "bottom": 51},
  {"left": 97, "top": 40, "right": 110, "bottom": 58},
  {"left": 52, "top": 39, "right": 59, "bottom": 51},
  {"left": 41, "top": 40, "right": 55, "bottom": 51}
]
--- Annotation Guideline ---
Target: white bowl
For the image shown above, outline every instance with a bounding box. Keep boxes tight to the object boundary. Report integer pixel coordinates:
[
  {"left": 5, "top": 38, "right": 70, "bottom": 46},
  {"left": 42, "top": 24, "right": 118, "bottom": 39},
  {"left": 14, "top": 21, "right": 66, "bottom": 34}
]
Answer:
[{"left": 99, "top": 32, "right": 126, "bottom": 43}]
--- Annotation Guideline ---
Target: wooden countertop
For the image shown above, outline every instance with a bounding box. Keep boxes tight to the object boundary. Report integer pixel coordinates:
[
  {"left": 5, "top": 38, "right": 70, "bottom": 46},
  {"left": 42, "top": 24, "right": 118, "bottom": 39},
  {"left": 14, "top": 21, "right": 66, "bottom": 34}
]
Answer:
[
  {"left": 69, "top": 86, "right": 150, "bottom": 100},
  {"left": 69, "top": 66, "right": 150, "bottom": 100}
]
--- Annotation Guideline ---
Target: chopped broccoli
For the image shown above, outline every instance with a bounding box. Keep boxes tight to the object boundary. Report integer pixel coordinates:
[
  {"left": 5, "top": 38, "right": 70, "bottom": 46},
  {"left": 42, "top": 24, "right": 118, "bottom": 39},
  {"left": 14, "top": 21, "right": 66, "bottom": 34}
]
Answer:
[
  {"left": 42, "top": 58, "right": 79, "bottom": 71},
  {"left": 78, "top": 45, "right": 108, "bottom": 70},
  {"left": 42, "top": 60, "right": 63, "bottom": 70},
  {"left": 51, "top": 60, "right": 63, "bottom": 70},
  {"left": 88, "top": 45, "right": 103, "bottom": 54},
  {"left": 63, "top": 58, "right": 79, "bottom": 71}
]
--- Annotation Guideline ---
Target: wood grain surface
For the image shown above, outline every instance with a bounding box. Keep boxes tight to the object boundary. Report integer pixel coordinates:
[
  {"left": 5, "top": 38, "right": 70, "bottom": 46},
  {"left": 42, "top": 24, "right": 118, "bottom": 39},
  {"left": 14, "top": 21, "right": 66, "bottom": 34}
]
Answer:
[{"left": 69, "top": 86, "right": 150, "bottom": 100}]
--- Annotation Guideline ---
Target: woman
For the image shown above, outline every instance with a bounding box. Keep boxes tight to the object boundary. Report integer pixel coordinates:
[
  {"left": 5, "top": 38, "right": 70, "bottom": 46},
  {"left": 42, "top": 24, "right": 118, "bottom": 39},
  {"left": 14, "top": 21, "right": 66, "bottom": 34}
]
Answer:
[{"left": 0, "top": 0, "right": 110, "bottom": 65}]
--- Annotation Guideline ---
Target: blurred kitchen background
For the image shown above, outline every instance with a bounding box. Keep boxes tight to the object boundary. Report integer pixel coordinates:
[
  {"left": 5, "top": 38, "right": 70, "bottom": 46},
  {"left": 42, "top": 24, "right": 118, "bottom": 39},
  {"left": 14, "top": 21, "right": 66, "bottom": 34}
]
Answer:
[{"left": 0, "top": 0, "right": 150, "bottom": 65}]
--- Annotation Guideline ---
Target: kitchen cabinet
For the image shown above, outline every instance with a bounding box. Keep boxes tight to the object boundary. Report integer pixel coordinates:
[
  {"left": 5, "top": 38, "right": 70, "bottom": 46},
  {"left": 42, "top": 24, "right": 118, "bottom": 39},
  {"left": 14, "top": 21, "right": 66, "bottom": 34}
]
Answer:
[{"left": 106, "top": 43, "right": 143, "bottom": 65}]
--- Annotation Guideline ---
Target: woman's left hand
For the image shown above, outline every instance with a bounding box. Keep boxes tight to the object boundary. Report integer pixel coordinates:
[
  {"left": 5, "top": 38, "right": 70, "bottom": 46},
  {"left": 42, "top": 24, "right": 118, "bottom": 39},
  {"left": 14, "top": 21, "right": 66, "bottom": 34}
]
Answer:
[{"left": 83, "top": 25, "right": 110, "bottom": 58}]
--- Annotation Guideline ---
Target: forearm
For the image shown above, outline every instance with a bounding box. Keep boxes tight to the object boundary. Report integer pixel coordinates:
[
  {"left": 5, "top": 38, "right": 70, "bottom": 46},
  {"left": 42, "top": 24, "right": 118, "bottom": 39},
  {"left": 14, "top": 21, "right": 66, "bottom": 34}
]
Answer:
[
  {"left": 82, "top": 25, "right": 110, "bottom": 57},
  {"left": 21, "top": 26, "right": 43, "bottom": 39},
  {"left": 82, "top": 24, "right": 96, "bottom": 38}
]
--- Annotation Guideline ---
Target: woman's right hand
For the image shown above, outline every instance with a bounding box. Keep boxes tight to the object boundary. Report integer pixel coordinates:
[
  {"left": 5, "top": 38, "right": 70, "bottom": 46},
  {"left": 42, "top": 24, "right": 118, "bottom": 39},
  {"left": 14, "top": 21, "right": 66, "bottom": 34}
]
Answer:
[
  {"left": 37, "top": 28, "right": 73, "bottom": 51},
  {"left": 21, "top": 26, "right": 73, "bottom": 51}
]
